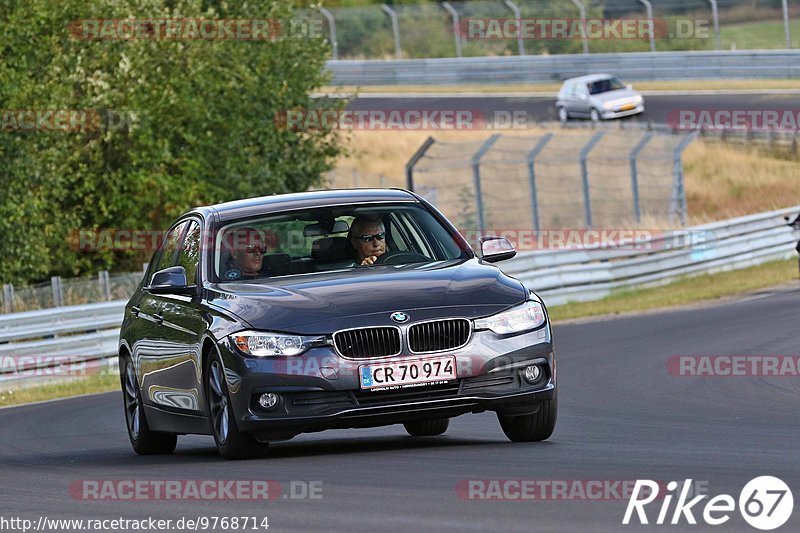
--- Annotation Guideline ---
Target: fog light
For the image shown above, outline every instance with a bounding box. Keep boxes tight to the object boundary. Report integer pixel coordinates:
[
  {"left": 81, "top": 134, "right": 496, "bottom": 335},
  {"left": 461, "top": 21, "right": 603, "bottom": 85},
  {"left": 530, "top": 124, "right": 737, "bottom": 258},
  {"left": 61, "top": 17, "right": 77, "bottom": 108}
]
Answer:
[
  {"left": 258, "top": 393, "right": 279, "bottom": 409},
  {"left": 523, "top": 365, "right": 542, "bottom": 384}
]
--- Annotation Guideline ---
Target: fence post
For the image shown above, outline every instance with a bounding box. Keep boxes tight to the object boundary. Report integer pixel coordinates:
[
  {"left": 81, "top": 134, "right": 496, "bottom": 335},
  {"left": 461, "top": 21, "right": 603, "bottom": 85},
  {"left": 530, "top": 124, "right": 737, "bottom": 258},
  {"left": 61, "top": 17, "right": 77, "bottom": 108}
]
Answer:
[
  {"left": 405, "top": 136, "right": 436, "bottom": 191},
  {"left": 319, "top": 7, "right": 338, "bottom": 60},
  {"left": 503, "top": 0, "right": 525, "bottom": 56},
  {"left": 2, "top": 284, "right": 14, "bottom": 313},
  {"left": 579, "top": 131, "right": 605, "bottom": 228},
  {"left": 637, "top": 0, "right": 656, "bottom": 52},
  {"left": 471, "top": 134, "right": 502, "bottom": 233},
  {"left": 671, "top": 132, "right": 698, "bottom": 226},
  {"left": 629, "top": 132, "right": 654, "bottom": 223},
  {"left": 571, "top": 0, "right": 589, "bottom": 54},
  {"left": 782, "top": 0, "right": 792, "bottom": 49},
  {"left": 99, "top": 270, "right": 112, "bottom": 302},
  {"left": 526, "top": 133, "right": 554, "bottom": 231},
  {"left": 442, "top": 2, "right": 462, "bottom": 58},
  {"left": 708, "top": 0, "right": 721, "bottom": 50},
  {"left": 51, "top": 276, "right": 63, "bottom": 307},
  {"left": 381, "top": 4, "right": 402, "bottom": 59}
]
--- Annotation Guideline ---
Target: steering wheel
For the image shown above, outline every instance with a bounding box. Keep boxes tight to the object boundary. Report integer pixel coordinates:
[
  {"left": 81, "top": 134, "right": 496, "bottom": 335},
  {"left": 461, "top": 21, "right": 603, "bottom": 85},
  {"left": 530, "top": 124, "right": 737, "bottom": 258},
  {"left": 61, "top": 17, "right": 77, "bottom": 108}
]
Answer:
[{"left": 373, "top": 250, "right": 429, "bottom": 266}]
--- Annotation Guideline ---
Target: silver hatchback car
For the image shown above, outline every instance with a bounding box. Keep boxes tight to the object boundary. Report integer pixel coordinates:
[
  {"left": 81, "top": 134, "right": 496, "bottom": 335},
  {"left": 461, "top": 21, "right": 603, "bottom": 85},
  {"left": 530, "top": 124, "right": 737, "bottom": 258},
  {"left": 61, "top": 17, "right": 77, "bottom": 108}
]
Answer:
[{"left": 556, "top": 74, "right": 644, "bottom": 122}]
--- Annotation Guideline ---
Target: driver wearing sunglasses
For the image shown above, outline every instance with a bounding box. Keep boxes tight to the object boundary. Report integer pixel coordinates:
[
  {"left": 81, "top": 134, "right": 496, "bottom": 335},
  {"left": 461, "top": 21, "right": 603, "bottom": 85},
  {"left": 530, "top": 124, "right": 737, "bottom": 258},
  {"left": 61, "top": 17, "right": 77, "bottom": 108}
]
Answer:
[{"left": 349, "top": 215, "right": 387, "bottom": 266}]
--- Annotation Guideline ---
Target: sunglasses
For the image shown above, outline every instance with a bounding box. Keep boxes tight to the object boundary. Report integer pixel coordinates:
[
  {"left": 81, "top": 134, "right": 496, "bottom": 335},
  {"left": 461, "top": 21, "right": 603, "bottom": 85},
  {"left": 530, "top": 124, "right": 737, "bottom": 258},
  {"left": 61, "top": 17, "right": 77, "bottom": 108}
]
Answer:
[
  {"left": 242, "top": 244, "right": 266, "bottom": 255},
  {"left": 354, "top": 232, "right": 386, "bottom": 243}
]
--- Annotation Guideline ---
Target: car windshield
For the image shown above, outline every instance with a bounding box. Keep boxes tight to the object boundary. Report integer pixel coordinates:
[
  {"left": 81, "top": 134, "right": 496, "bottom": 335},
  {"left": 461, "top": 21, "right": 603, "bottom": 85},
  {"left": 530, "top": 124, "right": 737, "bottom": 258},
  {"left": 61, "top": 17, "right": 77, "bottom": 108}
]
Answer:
[
  {"left": 587, "top": 77, "right": 626, "bottom": 95},
  {"left": 213, "top": 203, "right": 470, "bottom": 281}
]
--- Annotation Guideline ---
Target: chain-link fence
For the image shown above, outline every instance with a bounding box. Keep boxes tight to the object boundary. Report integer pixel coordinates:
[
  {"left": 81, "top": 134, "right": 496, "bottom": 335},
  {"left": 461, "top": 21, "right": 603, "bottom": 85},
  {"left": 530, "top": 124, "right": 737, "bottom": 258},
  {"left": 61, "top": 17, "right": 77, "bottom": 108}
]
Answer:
[
  {"left": 2, "top": 271, "right": 144, "bottom": 314},
  {"left": 309, "top": 0, "right": 799, "bottom": 59},
  {"left": 404, "top": 123, "right": 696, "bottom": 231}
]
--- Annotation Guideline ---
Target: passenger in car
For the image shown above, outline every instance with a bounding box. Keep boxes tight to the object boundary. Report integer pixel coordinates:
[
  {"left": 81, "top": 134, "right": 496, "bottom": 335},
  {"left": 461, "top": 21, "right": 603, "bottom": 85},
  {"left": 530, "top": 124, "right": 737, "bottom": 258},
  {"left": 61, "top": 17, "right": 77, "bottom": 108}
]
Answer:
[
  {"left": 223, "top": 227, "right": 266, "bottom": 280},
  {"left": 348, "top": 215, "right": 387, "bottom": 266}
]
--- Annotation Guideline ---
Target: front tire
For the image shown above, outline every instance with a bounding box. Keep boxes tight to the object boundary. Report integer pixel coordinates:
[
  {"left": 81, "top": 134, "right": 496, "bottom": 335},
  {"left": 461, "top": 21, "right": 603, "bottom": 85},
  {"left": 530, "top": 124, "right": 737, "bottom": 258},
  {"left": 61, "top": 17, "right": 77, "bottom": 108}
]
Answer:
[
  {"left": 498, "top": 393, "right": 557, "bottom": 442},
  {"left": 121, "top": 356, "right": 177, "bottom": 455},
  {"left": 403, "top": 417, "right": 449, "bottom": 437},
  {"left": 206, "top": 351, "right": 267, "bottom": 460},
  {"left": 589, "top": 108, "right": 600, "bottom": 123}
]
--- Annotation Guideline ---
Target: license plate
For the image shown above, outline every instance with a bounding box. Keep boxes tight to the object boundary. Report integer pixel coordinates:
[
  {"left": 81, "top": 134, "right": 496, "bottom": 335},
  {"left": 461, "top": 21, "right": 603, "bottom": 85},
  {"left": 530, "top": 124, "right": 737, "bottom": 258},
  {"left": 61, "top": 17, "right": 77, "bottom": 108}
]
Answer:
[
  {"left": 619, "top": 103, "right": 636, "bottom": 111},
  {"left": 359, "top": 356, "right": 457, "bottom": 390}
]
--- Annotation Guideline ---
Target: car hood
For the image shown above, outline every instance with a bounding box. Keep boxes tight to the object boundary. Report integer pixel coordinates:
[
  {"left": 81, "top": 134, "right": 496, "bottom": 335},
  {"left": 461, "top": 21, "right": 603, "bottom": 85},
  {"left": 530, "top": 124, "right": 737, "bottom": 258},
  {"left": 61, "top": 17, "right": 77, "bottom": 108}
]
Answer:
[
  {"left": 205, "top": 259, "right": 527, "bottom": 334},
  {"left": 592, "top": 88, "right": 640, "bottom": 104}
]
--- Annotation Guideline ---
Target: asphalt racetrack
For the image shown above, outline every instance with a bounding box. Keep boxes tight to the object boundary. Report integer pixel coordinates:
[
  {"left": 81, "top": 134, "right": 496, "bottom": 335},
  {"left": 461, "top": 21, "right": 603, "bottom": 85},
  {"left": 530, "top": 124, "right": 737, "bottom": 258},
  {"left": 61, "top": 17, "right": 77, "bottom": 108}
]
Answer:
[
  {"left": 2, "top": 284, "right": 798, "bottom": 532},
  {"left": 346, "top": 91, "right": 800, "bottom": 127}
]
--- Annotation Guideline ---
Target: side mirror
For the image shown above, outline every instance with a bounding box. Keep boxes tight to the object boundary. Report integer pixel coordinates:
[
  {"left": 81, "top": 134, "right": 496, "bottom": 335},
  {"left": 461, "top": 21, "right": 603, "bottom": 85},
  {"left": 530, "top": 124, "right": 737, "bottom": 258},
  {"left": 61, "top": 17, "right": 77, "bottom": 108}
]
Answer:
[
  {"left": 479, "top": 236, "right": 517, "bottom": 263},
  {"left": 148, "top": 266, "right": 196, "bottom": 295}
]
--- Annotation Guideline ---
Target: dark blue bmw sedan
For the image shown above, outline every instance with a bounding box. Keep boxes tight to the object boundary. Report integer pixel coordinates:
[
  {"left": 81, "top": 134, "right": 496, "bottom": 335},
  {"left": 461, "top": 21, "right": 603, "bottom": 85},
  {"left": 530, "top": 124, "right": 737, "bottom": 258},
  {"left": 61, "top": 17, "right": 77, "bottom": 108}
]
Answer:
[{"left": 119, "top": 188, "right": 556, "bottom": 459}]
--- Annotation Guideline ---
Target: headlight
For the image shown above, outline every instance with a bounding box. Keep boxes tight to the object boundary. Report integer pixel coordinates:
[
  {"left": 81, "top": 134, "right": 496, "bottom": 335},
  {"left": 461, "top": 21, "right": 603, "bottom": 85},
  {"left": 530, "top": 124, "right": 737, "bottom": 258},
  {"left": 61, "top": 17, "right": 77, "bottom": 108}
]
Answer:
[
  {"left": 474, "top": 301, "right": 546, "bottom": 335},
  {"left": 603, "top": 101, "right": 614, "bottom": 110},
  {"left": 633, "top": 95, "right": 643, "bottom": 105},
  {"left": 229, "top": 330, "right": 325, "bottom": 357}
]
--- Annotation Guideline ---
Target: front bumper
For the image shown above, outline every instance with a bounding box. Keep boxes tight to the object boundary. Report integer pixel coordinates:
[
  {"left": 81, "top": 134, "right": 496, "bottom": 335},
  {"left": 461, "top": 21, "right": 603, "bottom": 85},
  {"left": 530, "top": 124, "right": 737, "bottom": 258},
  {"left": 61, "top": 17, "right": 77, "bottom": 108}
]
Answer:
[
  {"left": 602, "top": 104, "right": 645, "bottom": 119},
  {"left": 220, "top": 327, "right": 556, "bottom": 441}
]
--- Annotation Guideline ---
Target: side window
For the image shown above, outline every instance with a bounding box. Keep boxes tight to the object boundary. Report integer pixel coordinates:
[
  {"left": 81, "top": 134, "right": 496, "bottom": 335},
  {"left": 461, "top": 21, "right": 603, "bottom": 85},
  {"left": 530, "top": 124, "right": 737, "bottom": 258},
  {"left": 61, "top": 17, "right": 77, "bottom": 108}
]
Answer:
[
  {"left": 156, "top": 221, "right": 188, "bottom": 273},
  {"left": 176, "top": 220, "right": 201, "bottom": 285}
]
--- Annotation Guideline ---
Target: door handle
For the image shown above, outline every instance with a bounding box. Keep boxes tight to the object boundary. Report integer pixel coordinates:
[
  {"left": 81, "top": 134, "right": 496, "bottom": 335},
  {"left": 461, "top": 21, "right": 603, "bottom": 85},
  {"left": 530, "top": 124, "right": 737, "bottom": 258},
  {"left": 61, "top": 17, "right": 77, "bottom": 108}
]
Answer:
[
  {"left": 154, "top": 313, "right": 164, "bottom": 325},
  {"left": 131, "top": 306, "right": 140, "bottom": 317}
]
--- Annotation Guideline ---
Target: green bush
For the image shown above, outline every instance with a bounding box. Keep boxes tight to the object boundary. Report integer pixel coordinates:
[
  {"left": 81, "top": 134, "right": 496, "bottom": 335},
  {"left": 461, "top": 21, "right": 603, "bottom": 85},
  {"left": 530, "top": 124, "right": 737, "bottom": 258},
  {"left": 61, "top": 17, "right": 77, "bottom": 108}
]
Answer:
[{"left": 0, "top": 0, "right": 345, "bottom": 284}]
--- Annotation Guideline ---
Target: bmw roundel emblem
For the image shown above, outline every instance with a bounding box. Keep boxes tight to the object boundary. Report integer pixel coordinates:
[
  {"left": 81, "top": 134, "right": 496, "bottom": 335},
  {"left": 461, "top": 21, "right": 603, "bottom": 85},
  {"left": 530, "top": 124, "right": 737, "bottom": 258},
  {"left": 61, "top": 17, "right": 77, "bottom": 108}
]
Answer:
[{"left": 390, "top": 312, "right": 409, "bottom": 323}]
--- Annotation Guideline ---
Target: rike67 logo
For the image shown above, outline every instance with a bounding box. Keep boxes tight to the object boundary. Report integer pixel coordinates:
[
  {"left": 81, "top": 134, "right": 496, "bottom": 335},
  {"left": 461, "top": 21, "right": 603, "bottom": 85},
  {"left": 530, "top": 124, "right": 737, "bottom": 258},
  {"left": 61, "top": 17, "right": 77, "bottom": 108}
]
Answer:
[{"left": 623, "top": 476, "right": 793, "bottom": 530}]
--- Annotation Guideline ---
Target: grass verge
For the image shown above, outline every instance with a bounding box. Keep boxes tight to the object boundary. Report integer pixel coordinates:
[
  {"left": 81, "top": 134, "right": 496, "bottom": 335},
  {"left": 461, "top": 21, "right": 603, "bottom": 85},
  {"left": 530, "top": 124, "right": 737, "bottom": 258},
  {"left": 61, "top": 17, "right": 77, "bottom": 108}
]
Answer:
[
  {"left": 548, "top": 258, "right": 798, "bottom": 322},
  {"left": 3, "top": 259, "right": 798, "bottom": 408},
  {"left": 0, "top": 373, "right": 118, "bottom": 409}
]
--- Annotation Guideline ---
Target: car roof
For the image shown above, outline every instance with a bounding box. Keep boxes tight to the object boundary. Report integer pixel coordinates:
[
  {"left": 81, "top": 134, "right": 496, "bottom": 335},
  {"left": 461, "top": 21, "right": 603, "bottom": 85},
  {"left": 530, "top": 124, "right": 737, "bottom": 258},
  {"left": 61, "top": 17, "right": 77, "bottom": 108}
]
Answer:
[
  {"left": 562, "top": 74, "right": 618, "bottom": 84},
  {"left": 187, "top": 188, "right": 419, "bottom": 222}
]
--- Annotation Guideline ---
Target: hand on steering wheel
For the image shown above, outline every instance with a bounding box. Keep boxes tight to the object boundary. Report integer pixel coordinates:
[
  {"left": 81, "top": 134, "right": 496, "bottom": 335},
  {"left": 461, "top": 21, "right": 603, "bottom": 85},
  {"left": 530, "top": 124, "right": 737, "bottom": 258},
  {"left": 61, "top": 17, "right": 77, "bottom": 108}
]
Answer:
[{"left": 371, "top": 250, "right": 428, "bottom": 266}]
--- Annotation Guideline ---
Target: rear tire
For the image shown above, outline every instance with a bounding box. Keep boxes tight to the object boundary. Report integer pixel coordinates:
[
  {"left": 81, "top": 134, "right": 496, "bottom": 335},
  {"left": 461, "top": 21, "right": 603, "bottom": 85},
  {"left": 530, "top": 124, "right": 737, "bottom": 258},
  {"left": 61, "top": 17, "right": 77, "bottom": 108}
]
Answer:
[
  {"left": 205, "top": 350, "right": 268, "bottom": 460},
  {"left": 120, "top": 356, "right": 177, "bottom": 455},
  {"left": 498, "top": 393, "right": 557, "bottom": 442},
  {"left": 557, "top": 106, "right": 569, "bottom": 123},
  {"left": 403, "top": 417, "right": 449, "bottom": 437}
]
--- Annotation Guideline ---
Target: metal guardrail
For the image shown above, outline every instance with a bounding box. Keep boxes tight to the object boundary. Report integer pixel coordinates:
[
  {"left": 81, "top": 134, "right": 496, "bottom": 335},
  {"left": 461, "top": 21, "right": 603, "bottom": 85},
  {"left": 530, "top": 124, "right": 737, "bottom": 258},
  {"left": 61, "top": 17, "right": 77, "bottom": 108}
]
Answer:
[
  {"left": 326, "top": 50, "right": 800, "bottom": 86},
  {"left": 500, "top": 205, "right": 800, "bottom": 306},
  {"left": 0, "top": 301, "right": 125, "bottom": 386},
  {"left": 1, "top": 206, "right": 798, "bottom": 385}
]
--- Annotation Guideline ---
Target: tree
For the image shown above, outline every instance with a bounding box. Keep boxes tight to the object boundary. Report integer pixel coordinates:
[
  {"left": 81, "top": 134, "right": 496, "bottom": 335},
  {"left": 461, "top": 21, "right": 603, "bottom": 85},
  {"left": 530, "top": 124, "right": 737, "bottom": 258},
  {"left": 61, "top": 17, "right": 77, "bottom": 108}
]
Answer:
[{"left": 0, "top": 0, "right": 345, "bottom": 283}]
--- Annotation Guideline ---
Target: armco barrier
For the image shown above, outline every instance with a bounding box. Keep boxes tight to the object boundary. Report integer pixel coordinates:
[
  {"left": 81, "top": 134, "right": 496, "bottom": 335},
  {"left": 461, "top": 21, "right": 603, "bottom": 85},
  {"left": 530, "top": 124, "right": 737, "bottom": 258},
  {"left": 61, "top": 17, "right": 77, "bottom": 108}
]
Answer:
[
  {"left": 500, "top": 206, "right": 800, "bottom": 306},
  {"left": 326, "top": 50, "right": 800, "bottom": 86},
  {"left": 1, "top": 206, "right": 797, "bottom": 385}
]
